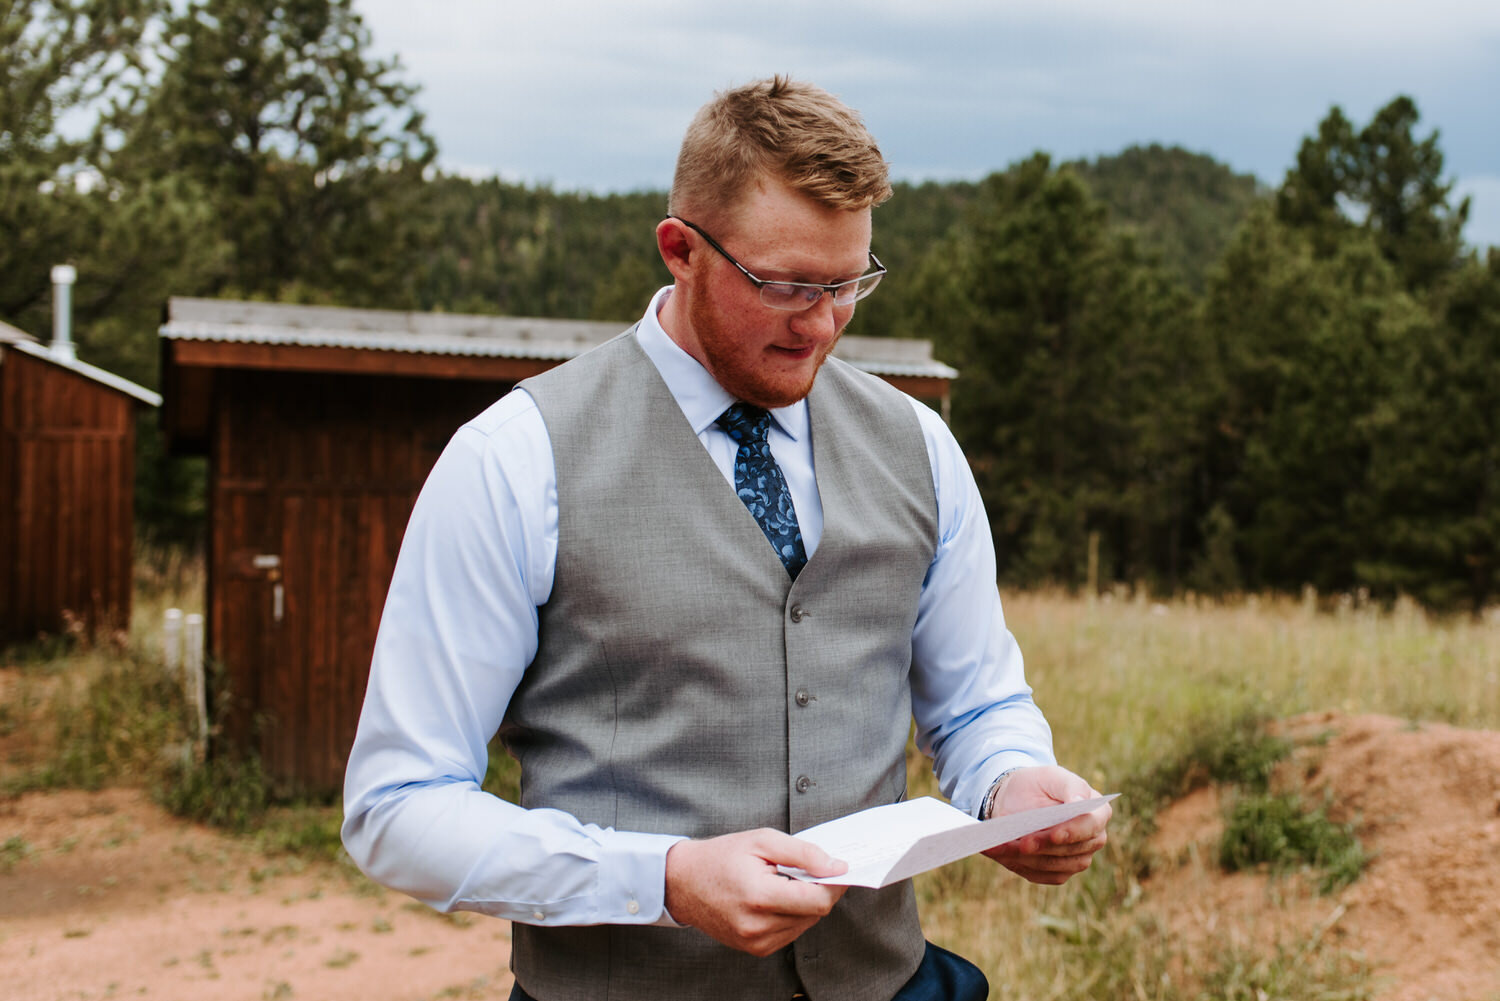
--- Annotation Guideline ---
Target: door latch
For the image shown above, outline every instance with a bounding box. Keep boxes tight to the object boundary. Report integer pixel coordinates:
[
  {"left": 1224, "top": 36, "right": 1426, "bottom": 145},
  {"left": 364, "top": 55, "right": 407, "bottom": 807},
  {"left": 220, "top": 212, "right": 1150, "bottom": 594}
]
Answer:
[{"left": 254, "top": 555, "right": 284, "bottom": 622}]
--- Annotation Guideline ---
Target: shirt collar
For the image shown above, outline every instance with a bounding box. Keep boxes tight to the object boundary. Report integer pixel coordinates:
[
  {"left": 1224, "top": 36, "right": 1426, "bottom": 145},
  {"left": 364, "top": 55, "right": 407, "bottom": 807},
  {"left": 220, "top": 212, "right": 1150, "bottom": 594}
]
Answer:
[{"left": 635, "top": 286, "right": 809, "bottom": 442}]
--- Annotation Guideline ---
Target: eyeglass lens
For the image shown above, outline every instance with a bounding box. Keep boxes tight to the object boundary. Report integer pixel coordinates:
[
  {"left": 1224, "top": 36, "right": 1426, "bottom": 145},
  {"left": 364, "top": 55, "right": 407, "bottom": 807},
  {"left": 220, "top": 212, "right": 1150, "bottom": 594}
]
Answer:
[{"left": 759, "top": 272, "right": 883, "bottom": 311}]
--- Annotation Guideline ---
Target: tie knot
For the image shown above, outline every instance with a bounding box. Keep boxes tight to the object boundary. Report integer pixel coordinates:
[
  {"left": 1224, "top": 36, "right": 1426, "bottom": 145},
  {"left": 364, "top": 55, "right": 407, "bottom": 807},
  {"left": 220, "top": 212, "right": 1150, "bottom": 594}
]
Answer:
[{"left": 717, "top": 403, "right": 771, "bottom": 445}]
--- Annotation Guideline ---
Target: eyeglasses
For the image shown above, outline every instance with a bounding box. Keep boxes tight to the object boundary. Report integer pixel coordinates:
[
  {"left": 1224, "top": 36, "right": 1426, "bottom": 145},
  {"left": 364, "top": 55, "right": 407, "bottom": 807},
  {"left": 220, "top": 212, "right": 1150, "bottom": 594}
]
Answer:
[{"left": 669, "top": 215, "right": 886, "bottom": 311}]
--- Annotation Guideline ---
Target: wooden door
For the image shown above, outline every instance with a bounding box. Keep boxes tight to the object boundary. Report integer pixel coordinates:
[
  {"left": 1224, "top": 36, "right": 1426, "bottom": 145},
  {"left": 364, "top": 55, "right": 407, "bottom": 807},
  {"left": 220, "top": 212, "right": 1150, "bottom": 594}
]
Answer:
[{"left": 211, "top": 370, "right": 501, "bottom": 795}]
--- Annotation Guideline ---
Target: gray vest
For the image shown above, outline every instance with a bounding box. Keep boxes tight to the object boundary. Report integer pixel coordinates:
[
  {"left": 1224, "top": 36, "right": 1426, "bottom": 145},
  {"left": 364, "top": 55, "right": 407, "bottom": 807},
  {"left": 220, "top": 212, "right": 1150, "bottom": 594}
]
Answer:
[{"left": 505, "top": 331, "right": 938, "bottom": 1001}]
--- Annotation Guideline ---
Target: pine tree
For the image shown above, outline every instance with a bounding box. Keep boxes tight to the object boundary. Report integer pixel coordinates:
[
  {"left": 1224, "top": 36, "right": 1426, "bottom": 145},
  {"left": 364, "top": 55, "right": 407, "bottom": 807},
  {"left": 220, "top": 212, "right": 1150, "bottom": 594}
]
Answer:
[
  {"left": 1201, "top": 206, "right": 1421, "bottom": 594},
  {"left": 1360, "top": 250, "right": 1500, "bottom": 610},
  {"left": 911, "top": 155, "right": 1202, "bottom": 590},
  {"left": 110, "top": 0, "right": 435, "bottom": 305},
  {"left": 1, "top": 0, "right": 219, "bottom": 385},
  {"left": 1276, "top": 96, "right": 1467, "bottom": 293}
]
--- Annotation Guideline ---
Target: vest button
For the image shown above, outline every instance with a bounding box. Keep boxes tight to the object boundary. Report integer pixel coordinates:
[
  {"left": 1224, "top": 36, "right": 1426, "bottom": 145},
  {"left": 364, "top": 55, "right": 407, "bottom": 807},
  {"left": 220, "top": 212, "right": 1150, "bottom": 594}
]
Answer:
[
  {"left": 789, "top": 605, "right": 806, "bottom": 622},
  {"left": 794, "top": 689, "right": 811, "bottom": 707},
  {"left": 795, "top": 774, "right": 812, "bottom": 793}
]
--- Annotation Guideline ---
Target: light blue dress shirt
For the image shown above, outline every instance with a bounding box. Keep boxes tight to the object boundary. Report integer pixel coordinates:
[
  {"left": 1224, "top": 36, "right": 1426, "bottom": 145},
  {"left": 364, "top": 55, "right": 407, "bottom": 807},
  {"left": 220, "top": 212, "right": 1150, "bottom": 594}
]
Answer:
[{"left": 342, "top": 287, "right": 1055, "bottom": 928}]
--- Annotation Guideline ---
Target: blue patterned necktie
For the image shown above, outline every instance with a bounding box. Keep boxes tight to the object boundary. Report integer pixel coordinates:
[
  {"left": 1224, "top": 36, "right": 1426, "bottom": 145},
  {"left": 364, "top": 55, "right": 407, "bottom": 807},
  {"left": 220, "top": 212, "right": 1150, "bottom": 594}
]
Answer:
[{"left": 717, "top": 403, "right": 808, "bottom": 580}]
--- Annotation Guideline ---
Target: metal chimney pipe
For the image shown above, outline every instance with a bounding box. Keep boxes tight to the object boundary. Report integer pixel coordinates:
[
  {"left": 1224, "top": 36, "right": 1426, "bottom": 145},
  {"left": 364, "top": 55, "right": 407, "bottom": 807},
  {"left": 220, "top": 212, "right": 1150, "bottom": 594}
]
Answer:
[{"left": 50, "top": 264, "right": 77, "bottom": 362}]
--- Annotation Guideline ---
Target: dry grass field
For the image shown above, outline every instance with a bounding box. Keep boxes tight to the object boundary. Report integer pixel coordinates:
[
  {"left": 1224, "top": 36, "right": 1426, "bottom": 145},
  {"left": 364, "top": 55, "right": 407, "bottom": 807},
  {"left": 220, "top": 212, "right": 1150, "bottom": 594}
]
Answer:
[
  {"left": 911, "top": 590, "right": 1500, "bottom": 1000},
  {"left": 4, "top": 558, "right": 1500, "bottom": 1000}
]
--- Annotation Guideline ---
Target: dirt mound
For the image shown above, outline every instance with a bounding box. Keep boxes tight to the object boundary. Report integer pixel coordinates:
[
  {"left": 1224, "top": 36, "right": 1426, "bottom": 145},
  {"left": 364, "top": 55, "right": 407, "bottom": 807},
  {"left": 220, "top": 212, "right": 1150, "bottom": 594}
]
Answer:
[
  {"left": 0, "top": 788, "right": 514, "bottom": 1001},
  {"left": 1144, "top": 712, "right": 1500, "bottom": 1000}
]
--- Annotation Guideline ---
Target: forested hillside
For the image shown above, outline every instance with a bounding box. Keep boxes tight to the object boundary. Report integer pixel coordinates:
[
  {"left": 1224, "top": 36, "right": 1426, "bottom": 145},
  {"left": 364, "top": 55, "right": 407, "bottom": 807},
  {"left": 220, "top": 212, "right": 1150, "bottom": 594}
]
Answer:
[
  {"left": 1069, "top": 144, "right": 1266, "bottom": 290},
  {"left": 5, "top": 0, "right": 1495, "bottom": 610}
]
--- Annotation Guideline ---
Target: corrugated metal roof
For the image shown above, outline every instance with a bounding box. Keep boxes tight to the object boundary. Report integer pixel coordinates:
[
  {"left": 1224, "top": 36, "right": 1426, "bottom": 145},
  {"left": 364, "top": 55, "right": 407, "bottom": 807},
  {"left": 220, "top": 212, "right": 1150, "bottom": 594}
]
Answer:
[
  {"left": 836, "top": 335, "right": 960, "bottom": 380},
  {"left": 160, "top": 297, "right": 959, "bottom": 381},
  {"left": 0, "top": 320, "right": 41, "bottom": 349},
  {"left": 0, "top": 321, "right": 161, "bottom": 406}
]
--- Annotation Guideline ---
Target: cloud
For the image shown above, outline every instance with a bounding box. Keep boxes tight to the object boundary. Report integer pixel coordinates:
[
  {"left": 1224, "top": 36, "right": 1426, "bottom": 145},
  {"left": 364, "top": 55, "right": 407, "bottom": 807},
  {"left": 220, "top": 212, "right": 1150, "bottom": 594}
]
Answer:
[{"left": 352, "top": 1, "right": 1499, "bottom": 194}]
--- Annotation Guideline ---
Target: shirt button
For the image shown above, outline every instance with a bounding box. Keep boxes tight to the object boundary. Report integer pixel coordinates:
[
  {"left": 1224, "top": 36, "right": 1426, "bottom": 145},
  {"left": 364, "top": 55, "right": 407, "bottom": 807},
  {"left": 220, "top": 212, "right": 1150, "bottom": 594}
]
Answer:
[
  {"left": 795, "top": 775, "right": 812, "bottom": 793},
  {"left": 795, "top": 689, "right": 811, "bottom": 707},
  {"left": 789, "top": 605, "right": 806, "bottom": 622},
  {"left": 627, "top": 899, "right": 640, "bottom": 915},
  {"left": 532, "top": 910, "right": 545, "bottom": 921}
]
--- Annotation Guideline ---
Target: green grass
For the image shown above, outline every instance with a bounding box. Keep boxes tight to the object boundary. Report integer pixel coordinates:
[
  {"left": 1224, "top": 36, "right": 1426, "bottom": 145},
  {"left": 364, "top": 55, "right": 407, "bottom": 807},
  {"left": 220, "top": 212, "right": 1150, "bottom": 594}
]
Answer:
[
  {"left": 3, "top": 543, "right": 297, "bottom": 838},
  {"left": 483, "top": 739, "right": 522, "bottom": 802},
  {"left": 0, "top": 646, "right": 183, "bottom": 797},
  {"left": 1, "top": 834, "right": 31, "bottom": 872},
  {"left": 1196, "top": 935, "right": 1372, "bottom": 1001},
  {"left": 155, "top": 752, "right": 273, "bottom": 833},
  {"left": 255, "top": 804, "right": 347, "bottom": 861},
  {"left": 1219, "top": 790, "right": 1367, "bottom": 894}
]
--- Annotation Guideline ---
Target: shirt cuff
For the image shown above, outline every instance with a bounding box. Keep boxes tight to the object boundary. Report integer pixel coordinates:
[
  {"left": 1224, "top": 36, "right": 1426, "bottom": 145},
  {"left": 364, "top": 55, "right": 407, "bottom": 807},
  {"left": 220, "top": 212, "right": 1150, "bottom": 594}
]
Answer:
[{"left": 594, "top": 829, "right": 689, "bottom": 926}]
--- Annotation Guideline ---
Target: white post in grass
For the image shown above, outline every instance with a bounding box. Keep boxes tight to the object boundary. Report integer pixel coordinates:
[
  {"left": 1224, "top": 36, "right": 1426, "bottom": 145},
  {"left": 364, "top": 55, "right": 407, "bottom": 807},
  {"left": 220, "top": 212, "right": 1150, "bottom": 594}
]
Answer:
[
  {"left": 184, "top": 613, "right": 207, "bottom": 758},
  {"left": 163, "top": 608, "right": 183, "bottom": 677}
]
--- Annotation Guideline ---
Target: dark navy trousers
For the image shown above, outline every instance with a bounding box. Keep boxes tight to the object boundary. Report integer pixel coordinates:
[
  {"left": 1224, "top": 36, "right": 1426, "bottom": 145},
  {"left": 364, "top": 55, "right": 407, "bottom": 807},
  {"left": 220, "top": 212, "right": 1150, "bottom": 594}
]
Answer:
[{"left": 507, "top": 939, "right": 988, "bottom": 1001}]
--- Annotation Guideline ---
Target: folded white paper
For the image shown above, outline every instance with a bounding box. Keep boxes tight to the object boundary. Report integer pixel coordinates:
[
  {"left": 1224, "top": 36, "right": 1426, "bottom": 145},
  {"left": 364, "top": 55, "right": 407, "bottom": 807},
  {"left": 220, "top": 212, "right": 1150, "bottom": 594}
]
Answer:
[{"left": 780, "top": 793, "right": 1118, "bottom": 888}]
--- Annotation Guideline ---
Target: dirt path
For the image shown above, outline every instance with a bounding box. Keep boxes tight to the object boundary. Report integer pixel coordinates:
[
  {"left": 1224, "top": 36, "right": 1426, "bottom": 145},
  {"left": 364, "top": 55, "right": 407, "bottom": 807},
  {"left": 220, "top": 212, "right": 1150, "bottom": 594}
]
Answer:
[{"left": 0, "top": 788, "right": 514, "bottom": 1001}]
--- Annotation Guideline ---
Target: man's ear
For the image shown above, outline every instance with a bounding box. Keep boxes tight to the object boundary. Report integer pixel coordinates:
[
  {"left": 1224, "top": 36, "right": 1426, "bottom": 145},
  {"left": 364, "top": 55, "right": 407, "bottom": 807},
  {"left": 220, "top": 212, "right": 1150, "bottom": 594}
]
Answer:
[{"left": 656, "top": 218, "right": 696, "bottom": 285}]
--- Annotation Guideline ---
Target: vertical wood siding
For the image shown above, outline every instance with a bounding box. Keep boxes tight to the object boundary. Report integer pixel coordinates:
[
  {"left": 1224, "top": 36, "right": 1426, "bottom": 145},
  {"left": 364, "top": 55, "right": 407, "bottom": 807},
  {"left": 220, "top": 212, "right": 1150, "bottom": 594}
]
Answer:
[
  {"left": 209, "top": 369, "right": 506, "bottom": 794},
  {"left": 0, "top": 350, "right": 135, "bottom": 642}
]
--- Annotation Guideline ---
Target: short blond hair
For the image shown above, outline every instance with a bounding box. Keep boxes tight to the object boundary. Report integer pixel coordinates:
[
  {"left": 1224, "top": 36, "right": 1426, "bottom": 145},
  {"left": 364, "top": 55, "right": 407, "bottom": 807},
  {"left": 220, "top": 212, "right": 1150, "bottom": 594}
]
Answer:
[{"left": 668, "top": 76, "right": 892, "bottom": 222}]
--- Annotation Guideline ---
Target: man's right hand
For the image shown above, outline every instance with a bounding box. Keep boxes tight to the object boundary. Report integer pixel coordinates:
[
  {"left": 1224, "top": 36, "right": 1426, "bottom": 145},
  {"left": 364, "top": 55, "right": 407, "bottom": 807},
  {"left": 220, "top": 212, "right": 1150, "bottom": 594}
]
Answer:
[{"left": 663, "top": 829, "right": 849, "bottom": 956}]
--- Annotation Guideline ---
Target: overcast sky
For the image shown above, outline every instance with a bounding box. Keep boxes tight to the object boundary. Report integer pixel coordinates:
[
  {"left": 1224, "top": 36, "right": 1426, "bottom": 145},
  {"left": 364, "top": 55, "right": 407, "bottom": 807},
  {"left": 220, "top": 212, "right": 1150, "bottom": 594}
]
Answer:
[{"left": 352, "top": 0, "right": 1500, "bottom": 248}]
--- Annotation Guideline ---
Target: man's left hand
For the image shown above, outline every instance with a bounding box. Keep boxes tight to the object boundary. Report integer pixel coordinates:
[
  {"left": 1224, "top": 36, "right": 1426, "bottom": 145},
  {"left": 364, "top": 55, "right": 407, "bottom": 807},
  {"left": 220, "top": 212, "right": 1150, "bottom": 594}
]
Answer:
[{"left": 980, "top": 765, "right": 1111, "bottom": 885}]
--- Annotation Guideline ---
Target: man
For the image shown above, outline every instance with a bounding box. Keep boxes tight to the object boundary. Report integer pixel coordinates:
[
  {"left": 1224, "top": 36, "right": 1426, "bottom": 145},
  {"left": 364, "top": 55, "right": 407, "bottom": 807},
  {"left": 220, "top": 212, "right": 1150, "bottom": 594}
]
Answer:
[{"left": 342, "top": 76, "right": 1111, "bottom": 1001}]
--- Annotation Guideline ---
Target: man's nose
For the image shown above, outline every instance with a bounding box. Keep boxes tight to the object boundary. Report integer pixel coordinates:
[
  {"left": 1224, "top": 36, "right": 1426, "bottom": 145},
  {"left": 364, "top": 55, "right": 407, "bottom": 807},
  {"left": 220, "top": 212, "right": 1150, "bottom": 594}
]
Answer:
[{"left": 789, "top": 293, "right": 840, "bottom": 342}]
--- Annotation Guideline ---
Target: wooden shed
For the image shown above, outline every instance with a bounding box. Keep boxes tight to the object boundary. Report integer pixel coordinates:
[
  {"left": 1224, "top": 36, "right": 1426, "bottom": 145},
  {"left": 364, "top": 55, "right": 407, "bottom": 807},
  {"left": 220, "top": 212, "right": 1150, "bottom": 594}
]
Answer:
[
  {"left": 1, "top": 322, "right": 161, "bottom": 643},
  {"left": 159, "top": 297, "right": 959, "bottom": 794}
]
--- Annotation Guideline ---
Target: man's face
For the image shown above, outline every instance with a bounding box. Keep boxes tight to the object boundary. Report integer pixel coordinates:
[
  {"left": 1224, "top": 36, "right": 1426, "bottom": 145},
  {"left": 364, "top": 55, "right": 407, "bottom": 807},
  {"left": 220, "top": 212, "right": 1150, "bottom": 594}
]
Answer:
[{"left": 679, "top": 178, "right": 873, "bottom": 409}]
